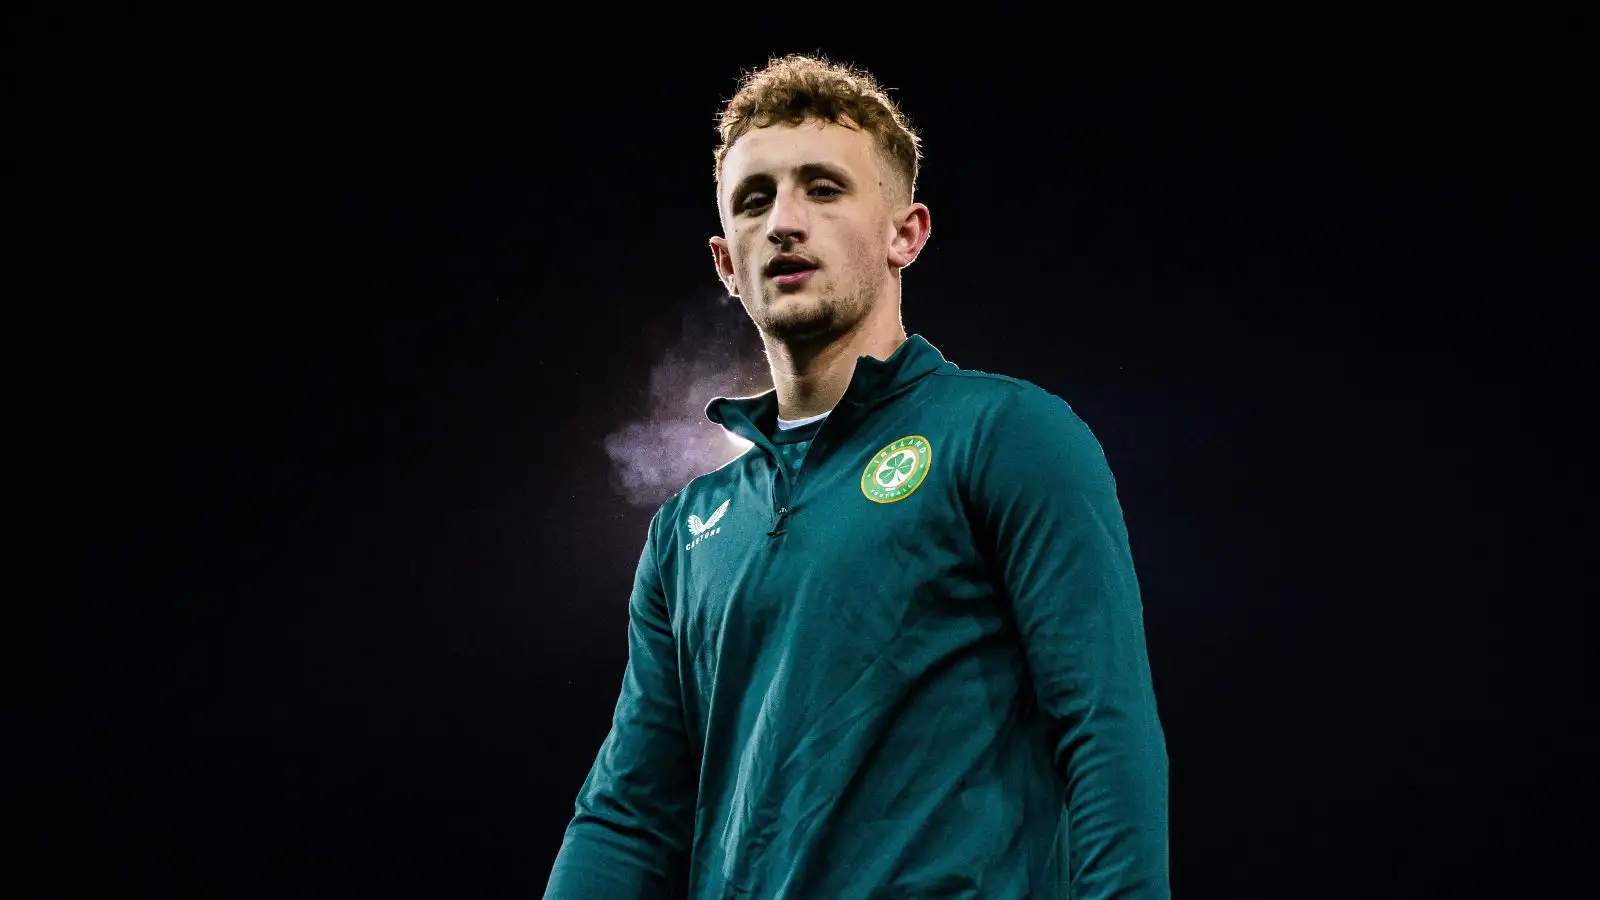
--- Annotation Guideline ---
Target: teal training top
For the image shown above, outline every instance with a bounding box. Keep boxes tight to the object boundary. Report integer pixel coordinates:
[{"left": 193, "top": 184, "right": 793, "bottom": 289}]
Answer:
[{"left": 546, "top": 335, "right": 1169, "bottom": 899}]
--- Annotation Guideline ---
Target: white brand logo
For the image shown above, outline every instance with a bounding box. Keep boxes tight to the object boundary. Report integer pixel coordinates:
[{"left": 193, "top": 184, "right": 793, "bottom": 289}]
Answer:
[{"left": 685, "top": 498, "right": 730, "bottom": 551}]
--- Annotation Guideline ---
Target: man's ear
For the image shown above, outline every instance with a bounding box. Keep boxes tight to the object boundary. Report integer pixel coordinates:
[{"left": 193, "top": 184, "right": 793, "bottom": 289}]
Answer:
[
  {"left": 888, "top": 202, "right": 932, "bottom": 270},
  {"left": 709, "top": 236, "right": 739, "bottom": 297}
]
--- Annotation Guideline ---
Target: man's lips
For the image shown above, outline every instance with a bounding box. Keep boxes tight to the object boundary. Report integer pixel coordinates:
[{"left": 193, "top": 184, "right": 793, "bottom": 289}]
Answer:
[
  {"left": 765, "top": 254, "right": 819, "bottom": 279},
  {"left": 771, "top": 268, "right": 816, "bottom": 286}
]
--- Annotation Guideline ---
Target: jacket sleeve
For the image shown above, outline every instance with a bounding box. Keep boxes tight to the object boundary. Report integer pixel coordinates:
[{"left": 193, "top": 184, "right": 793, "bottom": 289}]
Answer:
[
  {"left": 544, "top": 514, "right": 697, "bottom": 899},
  {"left": 970, "top": 385, "right": 1170, "bottom": 899}
]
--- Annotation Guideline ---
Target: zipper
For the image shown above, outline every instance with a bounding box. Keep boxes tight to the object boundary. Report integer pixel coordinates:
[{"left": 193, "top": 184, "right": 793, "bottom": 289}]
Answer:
[
  {"left": 765, "top": 413, "right": 838, "bottom": 538},
  {"left": 767, "top": 461, "right": 792, "bottom": 537}
]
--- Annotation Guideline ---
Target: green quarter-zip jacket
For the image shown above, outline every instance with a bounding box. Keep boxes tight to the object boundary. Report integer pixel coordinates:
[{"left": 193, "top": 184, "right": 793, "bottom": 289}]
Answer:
[{"left": 546, "top": 335, "right": 1169, "bottom": 899}]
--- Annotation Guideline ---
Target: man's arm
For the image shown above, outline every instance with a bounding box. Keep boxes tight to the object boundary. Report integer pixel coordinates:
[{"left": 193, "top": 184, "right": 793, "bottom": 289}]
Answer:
[
  {"left": 545, "top": 515, "right": 697, "bottom": 899},
  {"left": 971, "top": 385, "right": 1170, "bottom": 899}
]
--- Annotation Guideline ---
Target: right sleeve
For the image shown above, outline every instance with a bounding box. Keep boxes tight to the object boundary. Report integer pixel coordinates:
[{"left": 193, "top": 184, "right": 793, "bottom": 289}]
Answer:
[{"left": 544, "top": 518, "right": 697, "bottom": 899}]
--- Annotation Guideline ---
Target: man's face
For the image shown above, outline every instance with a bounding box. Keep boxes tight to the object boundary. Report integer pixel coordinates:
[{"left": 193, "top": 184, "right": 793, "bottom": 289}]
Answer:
[{"left": 711, "top": 118, "right": 902, "bottom": 343}]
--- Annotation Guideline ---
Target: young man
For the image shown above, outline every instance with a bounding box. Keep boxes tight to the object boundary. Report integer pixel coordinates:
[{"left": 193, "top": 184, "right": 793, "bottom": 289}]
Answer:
[{"left": 546, "top": 55, "right": 1169, "bottom": 899}]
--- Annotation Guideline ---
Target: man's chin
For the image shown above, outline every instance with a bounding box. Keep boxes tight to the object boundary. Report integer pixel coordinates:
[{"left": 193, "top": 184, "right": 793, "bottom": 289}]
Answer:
[{"left": 759, "top": 297, "right": 840, "bottom": 344}]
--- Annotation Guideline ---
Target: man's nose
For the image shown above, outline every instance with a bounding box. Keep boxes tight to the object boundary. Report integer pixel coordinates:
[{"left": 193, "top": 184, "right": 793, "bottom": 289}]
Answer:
[{"left": 766, "top": 189, "right": 809, "bottom": 245}]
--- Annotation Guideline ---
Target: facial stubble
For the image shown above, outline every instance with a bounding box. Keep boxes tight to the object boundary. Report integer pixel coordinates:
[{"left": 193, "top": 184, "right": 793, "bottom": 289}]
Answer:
[{"left": 746, "top": 248, "right": 884, "bottom": 345}]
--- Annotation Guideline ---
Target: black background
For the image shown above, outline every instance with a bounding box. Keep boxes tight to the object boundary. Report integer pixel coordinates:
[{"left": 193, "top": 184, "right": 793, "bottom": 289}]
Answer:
[{"left": 22, "top": 9, "right": 1590, "bottom": 898}]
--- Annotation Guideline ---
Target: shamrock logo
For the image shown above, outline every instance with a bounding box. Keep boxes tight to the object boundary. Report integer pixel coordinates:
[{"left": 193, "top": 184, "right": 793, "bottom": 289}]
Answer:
[
  {"left": 862, "top": 436, "right": 931, "bottom": 504},
  {"left": 878, "top": 450, "right": 914, "bottom": 485}
]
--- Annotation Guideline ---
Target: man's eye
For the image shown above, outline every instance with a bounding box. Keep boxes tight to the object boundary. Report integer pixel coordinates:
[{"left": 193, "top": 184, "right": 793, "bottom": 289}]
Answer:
[
  {"left": 741, "top": 194, "right": 770, "bottom": 211},
  {"left": 810, "top": 184, "right": 841, "bottom": 197}
]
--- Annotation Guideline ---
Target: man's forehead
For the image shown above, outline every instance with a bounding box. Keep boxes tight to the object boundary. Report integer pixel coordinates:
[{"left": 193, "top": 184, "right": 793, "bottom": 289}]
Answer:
[{"left": 723, "top": 119, "right": 875, "bottom": 181}]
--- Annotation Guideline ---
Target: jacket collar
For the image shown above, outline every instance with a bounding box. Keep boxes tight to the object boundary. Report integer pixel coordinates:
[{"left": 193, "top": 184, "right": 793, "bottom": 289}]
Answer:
[{"left": 705, "top": 334, "right": 950, "bottom": 445}]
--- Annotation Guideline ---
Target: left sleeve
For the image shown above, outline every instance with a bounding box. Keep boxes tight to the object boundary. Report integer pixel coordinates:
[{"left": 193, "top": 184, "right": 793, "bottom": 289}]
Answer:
[{"left": 969, "top": 385, "right": 1170, "bottom": 899}]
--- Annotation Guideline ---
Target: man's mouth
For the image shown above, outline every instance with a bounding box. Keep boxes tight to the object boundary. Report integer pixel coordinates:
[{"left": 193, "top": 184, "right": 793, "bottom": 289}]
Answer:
[{"left": 765, "top": 255, "right": 819, "bottom": 278}]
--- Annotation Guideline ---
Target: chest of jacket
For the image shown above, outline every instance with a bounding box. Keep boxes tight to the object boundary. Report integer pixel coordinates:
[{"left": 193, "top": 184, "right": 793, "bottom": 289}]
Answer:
[{"left": 664, "top": 402, "right": 1002, "bottom": 730}]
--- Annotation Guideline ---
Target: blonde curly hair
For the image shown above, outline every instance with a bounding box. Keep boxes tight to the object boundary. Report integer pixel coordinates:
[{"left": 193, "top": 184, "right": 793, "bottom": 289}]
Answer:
[{"left": 714, "top": 54, "right": 921, "bottom": 201}]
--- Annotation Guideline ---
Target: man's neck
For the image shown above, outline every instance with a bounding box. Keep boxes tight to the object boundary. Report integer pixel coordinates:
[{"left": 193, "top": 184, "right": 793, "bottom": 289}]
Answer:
[{"left": 764, "top": 307, "right": 906, "bottom": 421}]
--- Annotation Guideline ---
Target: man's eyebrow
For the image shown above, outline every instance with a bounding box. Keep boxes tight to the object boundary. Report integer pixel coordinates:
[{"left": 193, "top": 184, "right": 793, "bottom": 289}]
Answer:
[
  {"left": 795, "top": 162, "right": 853, "bottom": 184},
  {"left": 730, "top": 162, "right": 855, "bottom": 201},
  {"left": 729, "top": 172, "right": 772, "bottom": 202}
]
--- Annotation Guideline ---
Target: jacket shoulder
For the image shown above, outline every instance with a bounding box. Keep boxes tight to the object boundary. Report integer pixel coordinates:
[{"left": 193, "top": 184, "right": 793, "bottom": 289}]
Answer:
[
  {"left": 928, "top": 363, "right": 1084, "bottom": 420},
  {"left": 655, "top": 443, "right": 758, "bottom": 526}
]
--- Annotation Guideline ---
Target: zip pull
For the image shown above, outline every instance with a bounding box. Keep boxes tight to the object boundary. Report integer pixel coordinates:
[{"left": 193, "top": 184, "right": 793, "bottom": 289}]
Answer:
[{"left": 767, "top": 505, "right": 789, "bottom": 537}]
